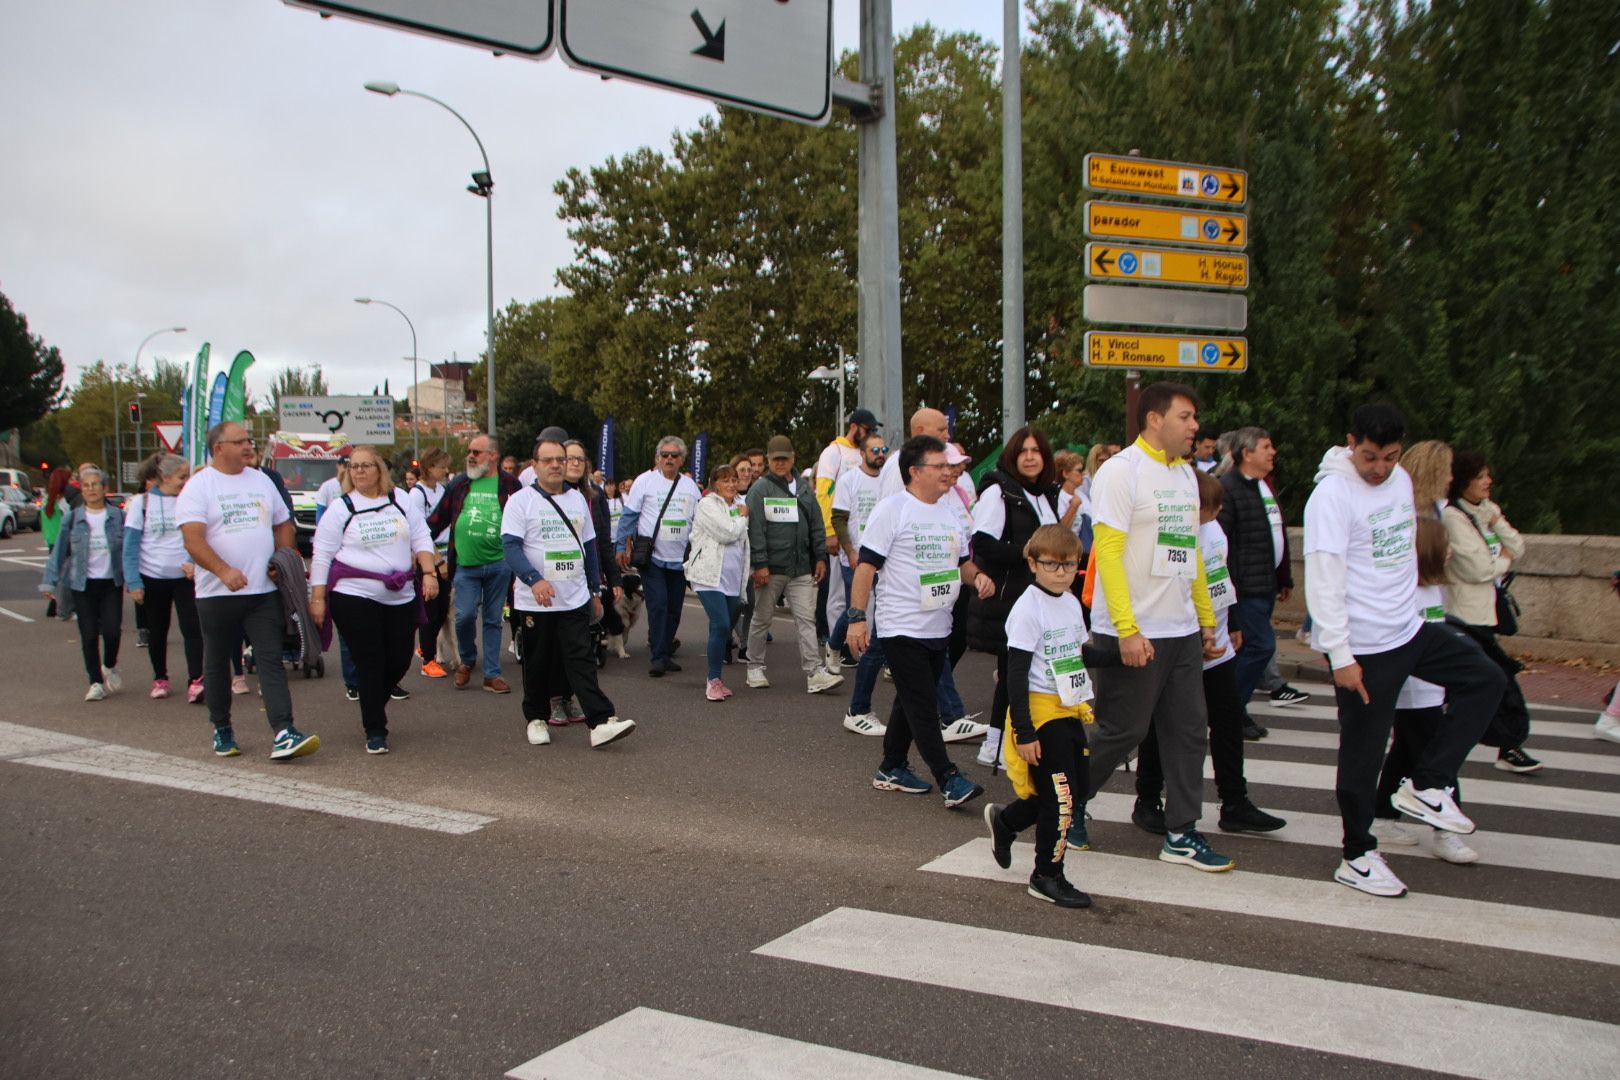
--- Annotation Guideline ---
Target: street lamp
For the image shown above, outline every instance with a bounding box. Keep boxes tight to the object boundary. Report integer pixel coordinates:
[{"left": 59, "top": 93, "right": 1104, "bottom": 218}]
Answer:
[
  {"left": 809, "top": 346, "right": 849, "bottom": 438},
  {"left": 354, "top": 297, "right": 420, "bottom": 461},
  {"left": 118, "top": 326, "right": 186, "bottom": 489},
  {"left": 364, "top": 80, "right": 497, "bottom": 440}
]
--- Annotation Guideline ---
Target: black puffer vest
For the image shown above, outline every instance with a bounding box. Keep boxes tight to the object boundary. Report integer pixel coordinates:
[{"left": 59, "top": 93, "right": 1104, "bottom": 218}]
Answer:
[{"left": 966, "top": 469, "right": 1060, "bottom": 654}]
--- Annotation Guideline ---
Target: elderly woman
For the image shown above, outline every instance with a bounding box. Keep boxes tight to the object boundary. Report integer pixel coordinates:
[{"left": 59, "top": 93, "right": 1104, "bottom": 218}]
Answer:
[
  {"left": 123, "top": 453, "right": 204, "bottom": 701},
  {"left": 41, "top": 466, "right": 125, "bottom": 701},
  {"left": 309, "top": 446, "right": 437, "bottom": 754}
]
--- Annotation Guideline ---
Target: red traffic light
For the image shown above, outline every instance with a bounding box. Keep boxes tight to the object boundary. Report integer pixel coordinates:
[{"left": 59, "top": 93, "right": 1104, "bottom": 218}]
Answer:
[{"left": 128, "top": 401, "right": 142, "bottom": 424}]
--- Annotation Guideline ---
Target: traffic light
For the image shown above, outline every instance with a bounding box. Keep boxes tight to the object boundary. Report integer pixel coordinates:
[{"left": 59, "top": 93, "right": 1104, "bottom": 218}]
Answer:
[{"left": 129, "top": 401, "right": 142, "bottom": 425}]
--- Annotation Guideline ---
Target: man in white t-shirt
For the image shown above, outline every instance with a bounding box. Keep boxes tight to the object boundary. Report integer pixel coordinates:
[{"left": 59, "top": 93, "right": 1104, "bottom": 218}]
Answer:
[
  {"left": 876, "top": 407, "right": 950, "bottom": 499},
  {"left": 847, "top": 435, "right": 994, "bottom": 809},
  {"left": 831, "top": 431, "right": 890, "bottom": 735},
  {"left": 1083, "top": 383, "right": 1232, "bottom": 872},
  {"left": 177, "top": 422, "right": 319, "bottom": 761},
  {"left": 815, "top": 409, "right": 881, "bottom": 672},
  {"left": 1304, "top": 403, "right": 1504, "bottom": 898},
  {"left": 614, "top": 435, "right": 704, "bottom": 676}
]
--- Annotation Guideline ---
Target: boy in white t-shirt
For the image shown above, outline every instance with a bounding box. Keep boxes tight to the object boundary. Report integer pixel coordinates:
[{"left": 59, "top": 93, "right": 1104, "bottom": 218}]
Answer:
[{"left": 983, "top": 525, "right": 1095, "bottom": 908}]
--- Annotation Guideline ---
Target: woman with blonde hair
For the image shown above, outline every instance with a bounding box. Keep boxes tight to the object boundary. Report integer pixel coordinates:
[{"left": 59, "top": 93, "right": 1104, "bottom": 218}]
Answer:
[{"left": 1400, "top": 440, "right": 1453, "bottom": 519}]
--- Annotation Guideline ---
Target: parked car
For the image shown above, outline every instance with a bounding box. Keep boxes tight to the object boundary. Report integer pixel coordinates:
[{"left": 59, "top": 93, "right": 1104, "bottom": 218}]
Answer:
[
  {"left": 0, "top": 468, "right": 35, "bottom": 496},
  {"left": 1, "top": 487, "right": 41, "bottom": 533}
]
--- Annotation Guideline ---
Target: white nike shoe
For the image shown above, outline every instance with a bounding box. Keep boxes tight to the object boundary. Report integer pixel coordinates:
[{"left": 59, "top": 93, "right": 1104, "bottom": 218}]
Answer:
[
  {"left": 526, "top": 719, "right": 551, "bottom": 746},
  {"left": 940, "top": 718, "right": 989, "bottom": 743},
  {"left": 1391, "top": 778, "right": 1475, "bottom": 834},
  {"left": 843, "top": 712, "right": 887, "bottom": 737},
  {"left": 1371, "top": 820, "right": 1421, "bottom": 847},
  {"left": 1430, "top": 830, "right": 1480, "bottom": 865},
  {"left": 1334, "top": 851, "right": 1408, "bottom": 897}
]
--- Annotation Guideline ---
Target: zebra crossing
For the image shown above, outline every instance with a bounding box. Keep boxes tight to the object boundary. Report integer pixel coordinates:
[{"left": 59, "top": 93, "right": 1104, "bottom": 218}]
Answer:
[{"left": 510, "top": 693, "right": 1620, "bottom": 1079}]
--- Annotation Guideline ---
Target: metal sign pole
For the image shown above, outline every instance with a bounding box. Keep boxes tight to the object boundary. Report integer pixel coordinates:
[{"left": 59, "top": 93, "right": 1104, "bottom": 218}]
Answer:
[
  {"left": 1001, "top": 0, "right": 1025, "bottom": 439},
  {"left": 857, "top": 0, "right": 904, "bottom": 438}
]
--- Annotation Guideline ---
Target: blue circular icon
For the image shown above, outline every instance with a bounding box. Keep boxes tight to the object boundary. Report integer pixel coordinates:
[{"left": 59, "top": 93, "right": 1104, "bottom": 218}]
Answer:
[
  {"left": 1201, "top": 343, "right": 1220, "bottom": 366},
  {"left": 1202, "top": 219, "right": 1220, "bottom": 240},
  {"left": 1118, "top": 252, "right": 1139, "bottom": 275},
  {"left": 1200, "top": 173, "right": 1219, "bottom": 196}
]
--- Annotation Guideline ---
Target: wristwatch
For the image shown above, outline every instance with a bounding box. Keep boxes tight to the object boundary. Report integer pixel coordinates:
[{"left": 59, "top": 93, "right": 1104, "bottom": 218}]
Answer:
[{"left": 845, "top": 607, "right": 867, "bottom": 623}]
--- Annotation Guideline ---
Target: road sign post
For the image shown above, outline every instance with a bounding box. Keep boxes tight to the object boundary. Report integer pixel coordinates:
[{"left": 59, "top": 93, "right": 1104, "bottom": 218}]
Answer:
[
  {"left": 1085, "top": 243, "right": 1247, "bottom": 290},
  {"left": 1085, "top": 200, "right": 1246, "bottom": 249},
  {"left": 153, "top": 422, "right": 184, "bottom": 453},
  {"left": 1083, "top": 284, "right": 1247, "bottom": 332},
  {"left": 1084, "top": 152, "right": 1246, "bottom": 206},
  {"left": 1085, "top": 331, "right": 1247, "bottom": 374}
]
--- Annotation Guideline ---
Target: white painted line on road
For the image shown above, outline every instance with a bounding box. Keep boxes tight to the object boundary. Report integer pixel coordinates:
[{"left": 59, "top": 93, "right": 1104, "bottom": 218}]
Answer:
[
  {"left": 506, "top": 1007, "right": 974, "bottom": 1080},
  {"left": 0, "top": 604, "right": 35, "bottom": 623},
  {"left": 1251, "top": 725, "right": 1620, "bottom": 776},
  {"left": 1085, "top": 792, "right": 1620, "bottom": 880},
  {"left": 757, "top": 908, "right": 1620, "bottom": 1080},
  {"left": 1260, "top": 682, "right": 1602, "bottom": 717},
  {"left": 1251, "top": 700, "right": 1606, "bottom": 740},
  {"left": 0, "top": 555, "right": 49, "bottom": 569},
  {"left": 0, "top": 721, "right": 497, "bottom": 835},
  {"left": 921, "top": 841, "right": 1620, "bottom": 966}
]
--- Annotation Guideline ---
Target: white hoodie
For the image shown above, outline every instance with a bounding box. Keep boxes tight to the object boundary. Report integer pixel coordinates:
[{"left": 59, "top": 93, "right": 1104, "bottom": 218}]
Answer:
[{"left": 1302, "top": 446, "right": 1421, "bottom": 669}]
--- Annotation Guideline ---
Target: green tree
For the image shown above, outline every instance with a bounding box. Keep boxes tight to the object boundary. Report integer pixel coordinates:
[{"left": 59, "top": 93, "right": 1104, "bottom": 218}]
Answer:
[
  {"left": 490, "top": 297, "right": 598, "bottom": 457},
  {"left": 0, "top": 287, "right": 67, "bottom": 432},
  {"left": 264, "top": 365, "right": 331, "bottom": 416}
]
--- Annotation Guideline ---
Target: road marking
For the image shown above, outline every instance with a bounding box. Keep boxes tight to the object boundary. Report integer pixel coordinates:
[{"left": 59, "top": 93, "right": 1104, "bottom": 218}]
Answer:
[
  {"left": 1251, "top": 725, "right": 1620, "bottom": 776},
  {"left": 1084, "top": 792, "right": 1620, "bottom": 880},
  {"left": 0, "top": 722, "right": 496, "bottom": 835},
  {"left": 921, "top": 841, "right": 1620, "bottom": 966},
  {"left": 506, "top": 1006, "right": 973, "bottom": 1079},
  {"left": 1250, "top": 699, "right": 1602, "bottom": 737},
  {"left": 0, "top": 555, "right": 49, "bottom": 569},
  {"left": 1265, "top": 681, "right": 1598, "bottom": 716},
  {"left": 757, "top": 908, "right": 1620, "bottom": 1080},
  {"left": 0, "top": 604, "right": 35, "bottom": 623}
]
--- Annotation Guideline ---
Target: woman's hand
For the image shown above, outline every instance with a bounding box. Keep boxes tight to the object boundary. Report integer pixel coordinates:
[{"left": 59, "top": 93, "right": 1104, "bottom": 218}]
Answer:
[
  {"left": 128, "top": 588, "right": 145, "bottom": 604},
  {"left": 420, "top": 573, "right": 439, "bottom": 602}
]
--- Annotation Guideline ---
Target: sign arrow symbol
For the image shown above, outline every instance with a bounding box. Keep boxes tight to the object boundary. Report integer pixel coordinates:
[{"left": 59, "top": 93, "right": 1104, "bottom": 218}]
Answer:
[
  {"left": 1222, "top": 344, "right": 1243, "bottom": 367},
  {"left": 1093, "top": 248, "right": 1114, "bottom": 273},
  {"left": 1223, "top": 221, "right": 1241, "bottom": 243},
  {"left": 690, "top": 9, "right": 726, "bottom": 62},
  {"left": 1224, "top": 175, "right": 1242, "bottom": 200}
]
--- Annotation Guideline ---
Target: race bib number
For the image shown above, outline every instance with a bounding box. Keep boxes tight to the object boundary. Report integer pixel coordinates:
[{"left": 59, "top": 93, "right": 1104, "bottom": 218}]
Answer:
[
  {"left": 919, "top": 567, "right": 960, "bottom": 610},
  {"left": 1049, "top": 654, "right": 1093, "bottom": 707},
  {"left": 1422, "top": 604, "right": 1445, "bottom": 622},
  {"left": 1152, "top": 529, "right": 1197, "bottom": 579},
  {"left": 660, "top": 517, "right": 688, "bottom": 538},
  {"left": 1204, "top": 563, "right": 1236, "bottom": 611},
  {"left": 764, "top": 498, "right": 799, "bottom": 523},
  {"left": 544, "top": 549, "right": 584, "bottom": 582},
  {"left": 1262, "top": 494, "right": 1283, "bottom": 526},
  {"left": 1484, "top": 532, "right": 1502, "bottom": 560}
]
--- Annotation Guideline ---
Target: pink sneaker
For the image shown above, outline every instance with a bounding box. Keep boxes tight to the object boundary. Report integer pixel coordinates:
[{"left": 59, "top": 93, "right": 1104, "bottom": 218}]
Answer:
[
  {"left": 150, "top": 678, "right": 171, "bottom": 699},
  {"left": 187, "top": 678, "right": 205, "bottom": 704},
  {"left": 719, "top": 681, "right": 735, "bottom": 699},
  {"left": 230, "top": 675, "right": 249, "bottom": 696},
  {"left": 706, "top": 679, "right": 727, "bottom": 702}
]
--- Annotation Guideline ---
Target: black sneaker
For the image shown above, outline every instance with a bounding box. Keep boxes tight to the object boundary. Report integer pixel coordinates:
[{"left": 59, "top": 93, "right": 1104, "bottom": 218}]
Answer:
[
  {"left": 1218, "top": 799, "right": 1287, "bottom": 833},
  {"left": 649, "top": 659, "right": 665, "bottom": 678},
  {"left": 1028, "top": 873, "right": 1092, "bottom": 908},
  {"left": 1495, "top": 746, "right": 1544, "bottom": 774},
  {"left": 1242, "top": 716, "right": 1269, "bottom": 740},
  {"left": 664, "top": 659, "right": 682, "bottom": 672},
  {"left": 1132, "top": 798, "right": 1167, "bottom": 835},
  {"left": 984, "top": 803, "right": 1014, "bottom": 869},
  {"left": 136, "top": 628, "right": 150, "bottom": 648},
  {"left": 1269, "top": 684, "right": 1310, "bottom": 707},
  {"left": 345, "top": 686, "right": 359, "bottom": 703},
  {"left": 389, "top": 684, "right": 410, "bottom": 701}
]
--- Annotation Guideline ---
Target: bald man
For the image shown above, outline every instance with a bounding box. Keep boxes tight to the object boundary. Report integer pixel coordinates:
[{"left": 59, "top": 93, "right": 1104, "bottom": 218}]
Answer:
[{"left": 877, "top": 409, "right": 949, "bottom": 499}]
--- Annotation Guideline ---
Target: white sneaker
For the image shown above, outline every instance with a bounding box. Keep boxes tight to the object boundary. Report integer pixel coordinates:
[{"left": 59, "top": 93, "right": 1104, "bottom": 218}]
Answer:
[
  {"left": 1430, "top": 830, "right": 1480, "bottom": 865},
  {"left": 230, "top": 675, "right": 250, "bottom": 696},
  {"left": 843, "top": 712, "right": 887, "bottom": 737},
  {"left": 1371, "top": 820, "right": 1421, "bottom": 846},
  {"left": 746, "top": 669, "right": 770, "bottom": 689},
  {"left": 1595, "top": 713, "right": 1620, "bottom": 745},
  {"left": 589, "top": 716, "right": 636, "bottom": 748},
  {"left": 1391, "top": 778, "right": 1475, "bottom": 834},
  {"left": 85, "top": 683, "right": 106, "bottom": 702},
  {"left": 941, "top": 718, "right": 989, "bottom": 743},
  {"left": 976, "top": 725, "right": 1004, "bottom": 768},
  {"left": 1334, "top": 851, "right": 1407, "bottom": 897},
  {"left": 806, "top": 670, "right": 845, "bottom": 694},
  {"left": 101, "top": 666, "right": 122, "bottom": 693},
  {"left": 823, "top": 645, "right": 842, "bottom": 674},
  {"left": 526, "top": 719, "right": 551, "bottom": 746}
]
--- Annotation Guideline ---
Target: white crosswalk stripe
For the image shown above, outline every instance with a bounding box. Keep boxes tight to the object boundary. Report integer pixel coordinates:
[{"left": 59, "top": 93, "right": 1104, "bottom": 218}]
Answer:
[
  {"left": 1250, "top": 699, "right": 1606, "bottom": 740},
  {"left": 1248, "top": 725, "right": 1620, "bottom": 774},
  {"left": 1214, "top": 757, "right": 1620, "bottom": 816}
]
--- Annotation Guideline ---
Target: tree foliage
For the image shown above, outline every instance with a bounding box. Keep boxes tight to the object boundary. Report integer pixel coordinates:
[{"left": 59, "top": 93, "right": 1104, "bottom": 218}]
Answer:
[
  {"left": 265, "top": 365, "right": 331, "bottom": 416},
  {"left": 0, "top": 287, "right": 66, "bottom": 433}
]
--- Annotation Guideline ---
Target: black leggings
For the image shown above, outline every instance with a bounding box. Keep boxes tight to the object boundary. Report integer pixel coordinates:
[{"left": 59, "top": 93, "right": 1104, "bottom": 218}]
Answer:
[
  {"left": 330, "top": 592, "right": 418, "bottom": 737},
  {"left": 417, "top": 567, "right": 450, "bottom": 663},
  {"left": 71, "top": 579, "right": 122, "bottom": 686},
  {"left": 1000, "top": 715, "right": 1089, "bottom": 876},
  {"left": 142, "top": 576, "right": 203, "bottom": 683}
]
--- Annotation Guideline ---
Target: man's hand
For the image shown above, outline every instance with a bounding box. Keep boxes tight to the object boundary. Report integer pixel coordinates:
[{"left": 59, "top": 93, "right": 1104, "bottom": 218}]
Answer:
[
  {"left": 181, "top": 562, "right": 195, "bottom": 581},
  {"left": 751, "top": 567, "right": 771, "bottom": 588},
  {"left": 128, "top": 588, "right": 145, "bottom": 604},
  {"left": 1120, "top": 633, "right": 1155, "bottom": 667},
  {"left": 617, "top": 546, "right": 632, "bottom": 570},
  {"left": 530, "top": 579, "right": 556, "bottom": 608},
  {"left": 1278, "top": 586, "right": 1292, "bottom": 603},
  {"left": 1230, "top": 629, "right": 1244, "bottom": 654},
  {"left": 847, "top": 621, "right": 869, "bottom": 657},
  {"left": 1333, "top": 661, "right": 1371, "bottom": 705},
  {"left": 1201, "top": 627, "right": 1223, "bottom": 661},
  {"left": 1013, "top": 734, "right": 1041, "bottom": 766},
  {"left": 612, "top": 586, "right": 623, "bottom": 603},
  {"left": 825, "top": 535, "right": 838, "bottom": 555},
  {"left": 813, "top": 560, "right": 826, "bottom": 584},
  {"left": 219, "top": 567, "right": 248, "bottom": 592},
  {"left": 973, "top": 574, "right": 995, "bottom": 600}
]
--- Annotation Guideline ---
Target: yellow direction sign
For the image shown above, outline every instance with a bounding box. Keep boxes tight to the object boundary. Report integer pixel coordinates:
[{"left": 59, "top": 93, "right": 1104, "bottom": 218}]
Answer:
[
  {"left": 1084, "top": 331, "right": 1247, "bottom": 375},
  {"left": 1085, "top": 243, "right": 1248, "bottom": 290},
  {"left": 1085, "top": 153, "right": 1247, "bottom": 206},
  {"left": 1085, "top": 200, "right": 1246, "bottom": 250}
]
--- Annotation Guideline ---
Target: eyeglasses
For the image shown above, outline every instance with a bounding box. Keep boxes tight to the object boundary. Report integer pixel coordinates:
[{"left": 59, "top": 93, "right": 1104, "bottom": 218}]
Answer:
[
  {"left": 912, "top": 462, "right": 950, "bottom": 472},
  {"left": 658, "top": 451, "right": 684, "bottom": 459},
  {"left": 566, "top": 456, "right": 589, "bottom": 465},
  {"left": 1035, "top": 559, "right": 1080, "bottom": 572},
  {"left": 536, "top": 455, "right": 567, "bottom": 466},
  {"left": 349, "top": 462, "right": 379, "bottom": 471},
  {"left": 218, "top": 437, "right": 255, "bottom": 447}
]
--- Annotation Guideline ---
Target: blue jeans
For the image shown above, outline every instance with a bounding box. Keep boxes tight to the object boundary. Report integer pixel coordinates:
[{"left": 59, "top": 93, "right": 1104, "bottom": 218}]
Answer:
[
  {"left": 340, "top": 634, "right": 358, "bottom": 688},
  {"left": 1231, "top": 594, "right": 1277, "bottom": 709},
  {"left": 936, "top": 663, "right": 965, "bottom": 720},
  {"left": 829, "top": 563, "right": 854, "bottom": 651},
  {"left": 848, "top": 632, "right": 888, "bottom": 716},
  {"left": 454, "top": 560, "right": 512, "bottom": 679},
  {"left": 642, "top": 563, "right": 687, "bottom": 664},
  {"left": 696, "top": 589, "right": 741, "bottom": 681}
]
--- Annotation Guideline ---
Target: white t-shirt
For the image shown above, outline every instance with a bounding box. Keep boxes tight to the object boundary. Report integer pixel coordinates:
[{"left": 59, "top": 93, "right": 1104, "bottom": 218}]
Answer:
[
  {"left": 1303, "top": 464, "right": 1421, "bottom": 656},
  {"left": 1260, "top": 478, "right": 1286, "bottom": 568},
  {"left": 314, "top": 476, "right": 343, "bottom": 511},
  {"left": 1088, "top": 443, "right": 1202, "bottom": 639},
  {"left": 309, "top": 490, "right": 433, "bottom": 605},
  {"left": 503, "top": 485, "right": 596, "bottom": 613},
  {"left": 517, "top": 465, "right": 537, "bottom": 489},
  {"left": 1004, "top": 585, "right": 1093, "bottom": 703},
  {"left": 831, "top": 466, "right": 884, "bottom": 568},
  {"left": 972, "top": 482, "right": 1058, "bottom": 541},
  {"left": 1057, "top": 488, "right": 1092, "bottom": 540},
  {"left": 624, "top": 470, "right": 702, "bottom": 565},
  {"left": 413, "top": 481, "right": 449, "bottom": 550},
  {"left": 126, "top": 491, "right": 187, "bottom": 580},
  {"left": 816, "top": 439, "right": 862, "bottom": 489},
  {"left": 1396, "top": 584, "right": 1449, "bottom": 710},
  {"left": 84, "top": 508, "right": 113, "bottom": 580},
  {"left": 175, "top": 466, "right": 291, "bottom": 599},
  {"left": 1200, "top": 520, "right": 1236, "bottom": 670},
  {"left": 860, "top": 492, "right": 970, "bottom": 641}
]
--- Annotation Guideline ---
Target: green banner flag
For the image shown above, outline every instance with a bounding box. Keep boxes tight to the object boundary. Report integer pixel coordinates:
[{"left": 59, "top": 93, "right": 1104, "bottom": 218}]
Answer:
[
  {"left": 189, "top": 342, "right": 211, "bottom": 466},
  {"left": 222, "top": 350, "right": 255, "bottom": 423}
]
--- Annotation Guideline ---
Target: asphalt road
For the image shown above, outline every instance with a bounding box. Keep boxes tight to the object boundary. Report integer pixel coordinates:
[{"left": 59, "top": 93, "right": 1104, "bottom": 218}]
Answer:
[{"left": 2, "top": 527, "right": 1617, "bottom": 1080}]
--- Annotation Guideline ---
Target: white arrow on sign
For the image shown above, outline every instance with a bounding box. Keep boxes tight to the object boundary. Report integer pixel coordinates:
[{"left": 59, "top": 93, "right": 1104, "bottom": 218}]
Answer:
[
  {"left": 559, "top": 0, "right": 833, "bottom": 126},
  {"left": 153, "top": 422, "right": 184, "bottom": 453},
  {"left": 282, "top": 0, "right": 556, "bottom": 58}
]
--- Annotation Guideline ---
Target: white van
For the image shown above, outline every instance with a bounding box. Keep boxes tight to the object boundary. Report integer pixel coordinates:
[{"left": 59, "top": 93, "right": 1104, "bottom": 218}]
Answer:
[{"left": 0, "top": 468, "right": 36, "bottom": 496}]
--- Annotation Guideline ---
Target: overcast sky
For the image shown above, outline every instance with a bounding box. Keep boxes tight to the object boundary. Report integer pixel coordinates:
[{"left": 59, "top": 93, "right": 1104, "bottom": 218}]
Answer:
[{"left": 2, "top": 0, "right": 1005, "bottom": 406}]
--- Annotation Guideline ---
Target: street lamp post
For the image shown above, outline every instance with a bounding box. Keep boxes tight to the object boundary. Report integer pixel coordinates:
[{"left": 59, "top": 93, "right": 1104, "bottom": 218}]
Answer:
[
  {"left": 120, "top": 326, "right": 186, "bottom": 490},
  {"left": 354, "top": 297, "right": 419, "bottom": 461},
  {"left": 809, "top": 349, "right": 848, "bottom": 439},
  {"left": 364, "top": 81, "right": 497, "bottom": 439}
]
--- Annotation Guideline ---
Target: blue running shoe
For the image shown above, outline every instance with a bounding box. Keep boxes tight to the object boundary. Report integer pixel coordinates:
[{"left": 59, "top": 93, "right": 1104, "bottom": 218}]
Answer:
[
  {"left": 1160, "top": 829, "right": 1235, "bottom": 872},
  {"left": 366, "top": 735, "right": 389, "bottom": 755},
  {"left": 873, "top": 764, "right": 931, "bottom": 794},
  {"left": 941, "top": 771, "right": 984, "bottom": 809},
  {"left": 1066, "top": 811, "right": 1091, "bottom": 851},
  {"left": 270, "top": 726, "right": 320, "bottom": 761},
  {"left": 212, "top": 728, "right": 240, "bottom": 757}
]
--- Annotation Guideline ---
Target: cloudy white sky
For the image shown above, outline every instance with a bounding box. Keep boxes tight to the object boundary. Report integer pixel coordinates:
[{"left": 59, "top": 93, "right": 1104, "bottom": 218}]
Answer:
[{"left": 2, "top": 0, "right": 1005, "bottom": 404}]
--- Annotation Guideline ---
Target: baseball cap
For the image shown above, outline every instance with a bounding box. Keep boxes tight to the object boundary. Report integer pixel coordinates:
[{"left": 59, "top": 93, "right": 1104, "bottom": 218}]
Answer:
[
  {"left": 945, "top": 443, "right": 971, "bottom": 465},
  {"left": 848, "top": 408, "right": 882, "bottom": 429},
  {"left": 766, "top": 435, "right": 795, "bottom": 460}
]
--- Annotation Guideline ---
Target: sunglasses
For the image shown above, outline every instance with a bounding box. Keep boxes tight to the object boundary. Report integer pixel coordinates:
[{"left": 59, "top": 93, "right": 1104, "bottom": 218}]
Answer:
[{"left": 658, "top": 451, "right": 684, "bottom": 459}]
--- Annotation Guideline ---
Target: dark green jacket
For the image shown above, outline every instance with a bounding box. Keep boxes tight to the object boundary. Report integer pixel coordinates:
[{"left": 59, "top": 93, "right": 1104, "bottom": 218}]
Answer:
[{"left": 746, "top": 472, "right": 825, "bottom": 577}]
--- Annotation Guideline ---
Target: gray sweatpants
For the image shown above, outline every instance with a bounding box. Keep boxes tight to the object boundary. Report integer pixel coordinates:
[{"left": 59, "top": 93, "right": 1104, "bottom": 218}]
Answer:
[
  {"left": 747, "top": 572, "right": 820, "bottom": 681},
  {"left": 1085, "top": 632, "right": 1207, "bottom": 834},
  {"left": 197, "top": 590, "right": 294, "bottom": 734}
]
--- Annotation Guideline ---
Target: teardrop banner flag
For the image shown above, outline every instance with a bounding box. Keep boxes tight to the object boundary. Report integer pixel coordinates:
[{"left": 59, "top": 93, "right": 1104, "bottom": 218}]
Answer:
[
  {"left": 206, "top": 372, "right": 229, "bottom": 432},
  {"left": 691, "top": 432, "right": 709, "bottom": 487},
  {"left": 180, "top": 386, "right": 191, "bottom": 463},
  {"left": 189, "top": 343, "right": 211, "bottom": 465},
  {"left": 222, "top": 350, "right": 255, "bottom": 422},
  {"left": 945, "top": 405, "right": 958, "bottom": 441},
  {"left": 597, "top": 416, "right": 616, "bottom": 479}
]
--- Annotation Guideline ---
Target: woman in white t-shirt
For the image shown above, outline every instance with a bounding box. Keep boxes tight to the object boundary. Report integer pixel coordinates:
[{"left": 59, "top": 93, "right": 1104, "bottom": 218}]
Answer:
[
  {"left": 40, "top": 466, "right": 126, "bottom": 701},
  {"left": 309, "top": 446, "right": 437, "bottom": 754},
  {"left": 410, "top": 446, "right": 454, "bottom": 679},
  {"left": 685, "top": 464, "right": 750, "bottom": 702},
  {"left": 123, "top": 454, "right": 204, "bottom": 701}
]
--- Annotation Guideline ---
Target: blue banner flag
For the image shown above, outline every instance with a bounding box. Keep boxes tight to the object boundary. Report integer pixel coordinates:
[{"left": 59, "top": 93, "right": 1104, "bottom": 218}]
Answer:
[
  {"left": 597, "top": 416, "right": 616, "bottom": 479},
  {"left": 206, "top": 372, "right": 229, "bottom": 432},
  {"left": 944, "top": 405, "right": 958, "bottom": 441},
  {"left": 691, "top": 432, "right": 709, "bottom": 487}
]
